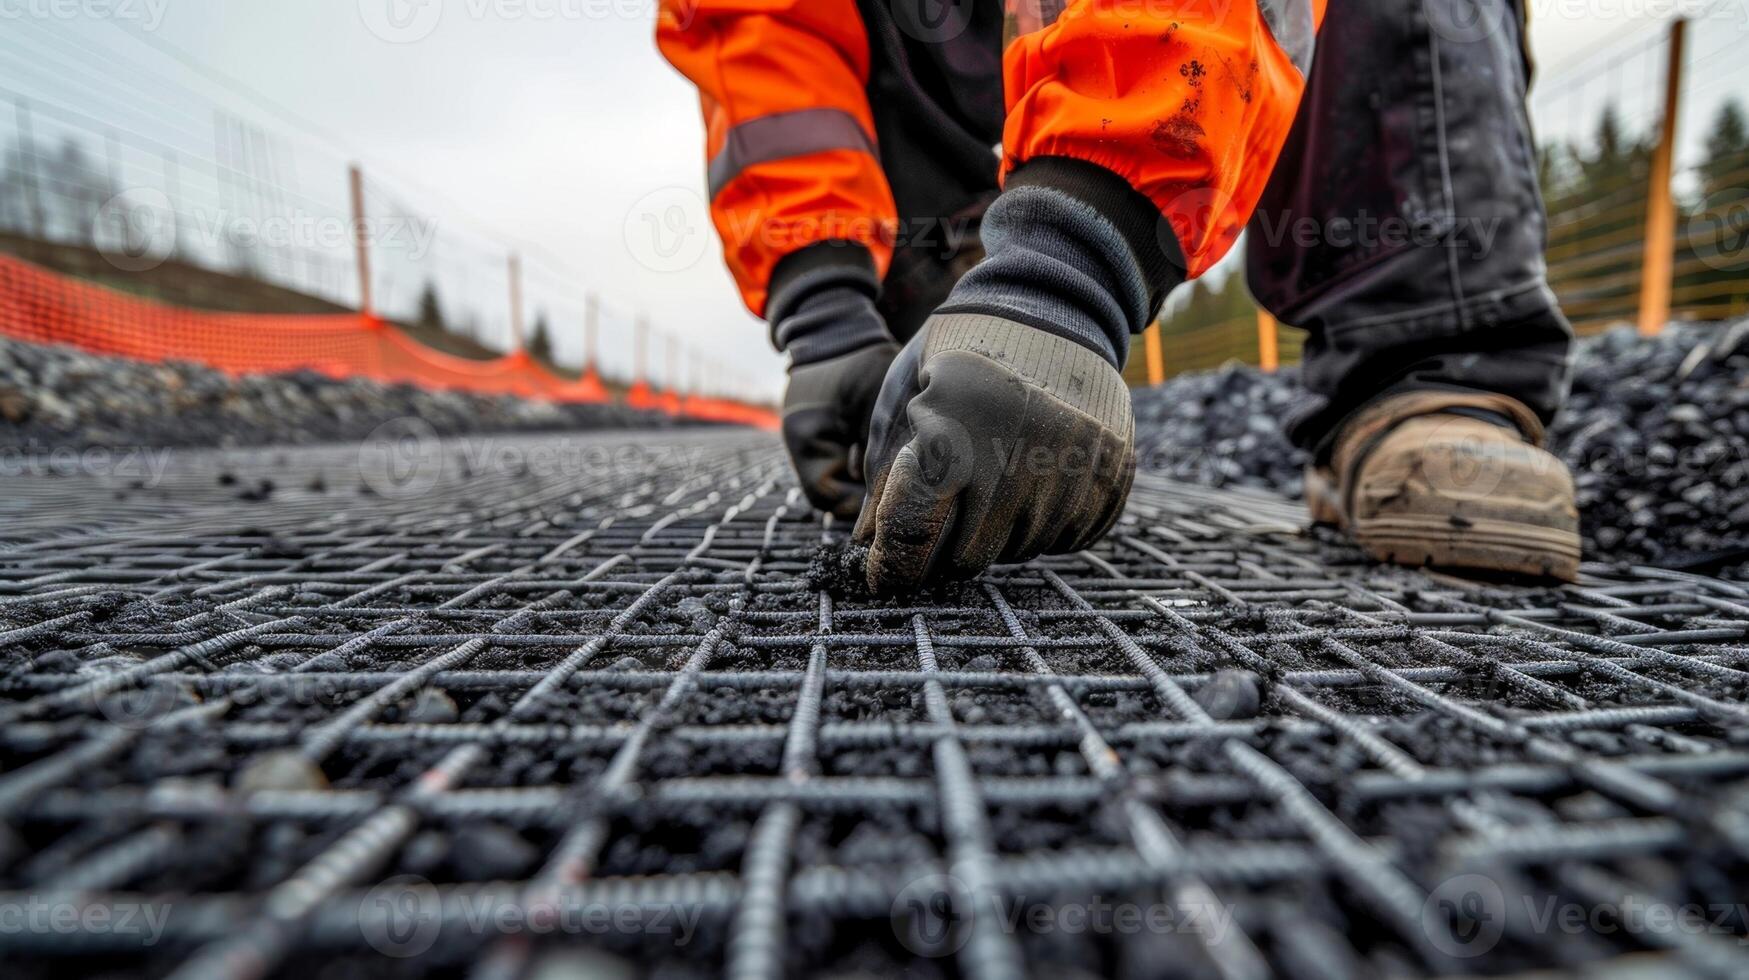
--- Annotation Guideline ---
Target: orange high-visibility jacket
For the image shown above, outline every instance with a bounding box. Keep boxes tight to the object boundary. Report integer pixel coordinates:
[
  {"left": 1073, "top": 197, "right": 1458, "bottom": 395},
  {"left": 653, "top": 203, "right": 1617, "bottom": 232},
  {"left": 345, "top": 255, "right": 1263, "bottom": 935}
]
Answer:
[{"left": 657, "top": 0, "right": 1325, "bottom": 319}]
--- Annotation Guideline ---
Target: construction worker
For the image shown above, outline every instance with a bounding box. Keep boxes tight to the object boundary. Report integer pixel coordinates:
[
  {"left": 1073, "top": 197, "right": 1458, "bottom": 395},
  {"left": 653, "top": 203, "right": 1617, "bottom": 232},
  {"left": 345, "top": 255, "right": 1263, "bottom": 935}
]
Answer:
[{"left": 658, "top": 0, "right": 1580, "bottom": 591}]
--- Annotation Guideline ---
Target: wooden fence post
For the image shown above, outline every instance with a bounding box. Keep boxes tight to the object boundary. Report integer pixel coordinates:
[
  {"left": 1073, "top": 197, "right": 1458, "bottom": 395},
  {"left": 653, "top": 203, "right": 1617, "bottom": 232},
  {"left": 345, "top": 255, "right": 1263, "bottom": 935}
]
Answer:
[
  {"left": 583, "top": 292, "right": 600, "bottom": 375},
  {"left": 1143, "top": 321, "right": 1166, "bottom": 385},
  {"left": 348, "top": 164, "right": 372, "bottom": 316},
  {"left": 507, "top": 251, "right": 525, "bottom": 352},
  {"left": 1256, "top": 310, "right": 1280, "bottom": 373},
  {"left": 1637, "top": 17, "right": 1686, "bottom": 337},
  {"left": 635, "top": 316, "right": 649, "bottom": 386}
]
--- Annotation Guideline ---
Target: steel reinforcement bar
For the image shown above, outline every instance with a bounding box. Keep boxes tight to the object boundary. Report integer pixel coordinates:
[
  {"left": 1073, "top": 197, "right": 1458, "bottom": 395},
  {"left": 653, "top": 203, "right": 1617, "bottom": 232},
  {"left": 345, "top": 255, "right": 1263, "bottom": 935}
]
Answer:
[{"left": 1, "top": 431, "right": 1746, "bottom": 978}]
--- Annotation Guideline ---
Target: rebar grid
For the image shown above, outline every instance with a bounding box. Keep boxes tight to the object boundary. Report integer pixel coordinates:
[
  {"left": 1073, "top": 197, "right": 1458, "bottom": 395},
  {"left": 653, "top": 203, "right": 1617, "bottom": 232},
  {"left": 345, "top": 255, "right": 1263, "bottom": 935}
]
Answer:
[{"left": 2, "top": 431, "right": 1748, "bottom": 978}]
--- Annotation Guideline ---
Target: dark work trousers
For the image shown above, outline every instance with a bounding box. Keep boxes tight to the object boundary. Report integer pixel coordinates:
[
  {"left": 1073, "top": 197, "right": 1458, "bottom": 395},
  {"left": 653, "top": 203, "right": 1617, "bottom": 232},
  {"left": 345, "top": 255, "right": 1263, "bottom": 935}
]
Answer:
[{"left": 853, "top": 0, "right": 1572, "bottom": 457}]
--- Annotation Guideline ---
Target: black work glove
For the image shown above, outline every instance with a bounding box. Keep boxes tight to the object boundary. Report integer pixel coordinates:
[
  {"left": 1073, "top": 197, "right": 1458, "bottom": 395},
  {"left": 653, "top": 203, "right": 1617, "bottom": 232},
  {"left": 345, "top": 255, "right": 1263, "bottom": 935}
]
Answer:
[
  {"left": 774, "top": 282, "right": 898, "bottom": 518},
  {"left": 782, "top": 339, "right": 899, "bottom": 518},
  {"left": 852, "top": 314, "right": 1135, "bottom": 593}
]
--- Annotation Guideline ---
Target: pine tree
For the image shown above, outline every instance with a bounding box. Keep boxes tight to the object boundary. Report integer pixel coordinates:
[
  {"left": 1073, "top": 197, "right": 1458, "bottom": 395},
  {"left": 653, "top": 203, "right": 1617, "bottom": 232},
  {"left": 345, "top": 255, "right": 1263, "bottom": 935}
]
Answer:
[
  {"left": 1541, "top": 104, "right": 1657, "bottom": 328},
  {"left": 527, "top": 311, "right": 554, "bottom": 364},
  {"left": 416, "top": 281, "right": 446, "bottom": 331},
  {"left": 1578, "top": 104, "right": 1651, "bottom": 194},
  {"left": 1701, "top": 99, "right": 1748, "bottom": 196},
  {"left": 1679, "top": 99, "right": 1749, "bottom": 320}
]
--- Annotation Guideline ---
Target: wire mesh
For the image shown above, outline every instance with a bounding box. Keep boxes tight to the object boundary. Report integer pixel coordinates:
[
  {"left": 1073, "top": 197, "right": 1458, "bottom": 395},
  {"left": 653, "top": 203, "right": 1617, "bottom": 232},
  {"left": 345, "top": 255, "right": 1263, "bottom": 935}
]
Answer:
[{"left": 1, "top": 431, "right": 1747, "bottom": 977}]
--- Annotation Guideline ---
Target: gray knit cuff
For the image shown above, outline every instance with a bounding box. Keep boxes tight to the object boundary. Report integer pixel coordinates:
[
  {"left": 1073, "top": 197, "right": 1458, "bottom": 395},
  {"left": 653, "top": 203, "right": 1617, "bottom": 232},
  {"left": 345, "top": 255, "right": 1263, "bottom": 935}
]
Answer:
[
  {"left": 774, "top": 286, "right": 892, "bottom": 366},
  {"left": 767, "top": 242, "right": 891, "bottom": 365},
  {"left": 933, "top": 179, "right": 1160, "bottom": 369}
]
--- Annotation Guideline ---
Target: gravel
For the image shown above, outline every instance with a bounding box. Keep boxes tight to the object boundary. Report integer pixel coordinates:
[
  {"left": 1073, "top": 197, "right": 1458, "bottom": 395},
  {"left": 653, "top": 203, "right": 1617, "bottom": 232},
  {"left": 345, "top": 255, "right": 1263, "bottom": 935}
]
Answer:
[
  {"left": 7, "top": 320, "right": 1746, "bottom": 576},
  {"left": 0, "top": 336, "right": 671, "bottom": 449},
  {"left": 1133, "top": 321, "right": 1749, "bottom": 574}
]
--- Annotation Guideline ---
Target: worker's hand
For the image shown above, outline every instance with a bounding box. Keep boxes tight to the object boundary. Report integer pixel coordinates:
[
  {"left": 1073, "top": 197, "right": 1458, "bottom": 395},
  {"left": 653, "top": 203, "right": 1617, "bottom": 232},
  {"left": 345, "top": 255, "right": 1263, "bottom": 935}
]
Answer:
[
  {"left": 782, "top": 340, "right": 899, "bottom": 519},
  {"left": 853, "top": 314, "right": 1136, "bottom": 593}
]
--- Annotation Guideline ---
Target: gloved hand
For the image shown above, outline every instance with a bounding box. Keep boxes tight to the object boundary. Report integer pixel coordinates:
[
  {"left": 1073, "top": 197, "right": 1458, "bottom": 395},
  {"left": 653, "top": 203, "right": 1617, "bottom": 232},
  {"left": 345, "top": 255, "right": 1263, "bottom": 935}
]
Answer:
[
  {"left": 782, "top": 339, "right": 898, "bottom": 518},
  {"left": 771, "top": 275, "right": 899, "bottom": 518},
  {"left": 846, "top": 166, "right": 1175, "bottom": 593},
  {"left": 852, "top": 314, "right": 1135, "bottom": 593}
]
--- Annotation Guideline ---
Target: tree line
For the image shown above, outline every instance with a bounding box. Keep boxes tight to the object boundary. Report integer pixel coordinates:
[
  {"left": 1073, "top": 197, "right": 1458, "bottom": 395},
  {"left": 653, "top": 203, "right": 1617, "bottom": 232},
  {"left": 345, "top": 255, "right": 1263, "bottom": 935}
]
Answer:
[{"left": 1150, "top": 97, "right": 1749, "bottom": 370}]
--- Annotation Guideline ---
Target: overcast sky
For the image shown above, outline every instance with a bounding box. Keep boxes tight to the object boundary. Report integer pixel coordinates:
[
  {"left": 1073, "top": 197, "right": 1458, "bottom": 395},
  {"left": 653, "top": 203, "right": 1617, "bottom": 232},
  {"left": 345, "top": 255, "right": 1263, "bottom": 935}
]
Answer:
[{"left": 3, "top": 1, "right": 1736, "bottom": 401}]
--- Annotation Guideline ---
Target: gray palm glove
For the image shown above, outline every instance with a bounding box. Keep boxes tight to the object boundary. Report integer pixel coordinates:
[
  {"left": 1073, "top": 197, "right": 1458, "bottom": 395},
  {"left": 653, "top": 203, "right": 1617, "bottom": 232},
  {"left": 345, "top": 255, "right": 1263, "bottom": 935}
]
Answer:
[
  {"left": 852, "top": 315, "right": 1135, "bottom": 593},
  {"left": 782, "top": 340, "right": 899, "bottom": 519},
  {"left": 846, "top": 168, "right": 1169, "bottom": 594}
]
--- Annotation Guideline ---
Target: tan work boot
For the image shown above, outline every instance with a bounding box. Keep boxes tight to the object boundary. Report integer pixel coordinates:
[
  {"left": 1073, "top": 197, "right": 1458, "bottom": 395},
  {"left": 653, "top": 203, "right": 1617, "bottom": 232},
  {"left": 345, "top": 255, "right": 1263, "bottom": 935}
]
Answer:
[{"left": 1307, "top": 391, "right": 1581, "bottom": 581}]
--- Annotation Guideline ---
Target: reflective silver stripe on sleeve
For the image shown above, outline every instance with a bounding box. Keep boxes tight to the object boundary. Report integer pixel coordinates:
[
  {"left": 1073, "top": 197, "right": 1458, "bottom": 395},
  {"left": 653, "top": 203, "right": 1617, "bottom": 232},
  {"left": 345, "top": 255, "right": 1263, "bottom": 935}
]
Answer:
[
  {"left": 707, "top": 108, "right": 879, "bottom": 200},
  {"left": 1258, "top": 0, "right": 1315, "bottom": 75}
]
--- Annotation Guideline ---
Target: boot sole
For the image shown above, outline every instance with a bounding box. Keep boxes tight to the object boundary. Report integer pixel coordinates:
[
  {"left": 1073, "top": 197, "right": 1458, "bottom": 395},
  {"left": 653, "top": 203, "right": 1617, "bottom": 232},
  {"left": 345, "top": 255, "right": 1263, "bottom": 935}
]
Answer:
[{"left": 1354, "top": 515, "right": 1581, "bottom": 582}]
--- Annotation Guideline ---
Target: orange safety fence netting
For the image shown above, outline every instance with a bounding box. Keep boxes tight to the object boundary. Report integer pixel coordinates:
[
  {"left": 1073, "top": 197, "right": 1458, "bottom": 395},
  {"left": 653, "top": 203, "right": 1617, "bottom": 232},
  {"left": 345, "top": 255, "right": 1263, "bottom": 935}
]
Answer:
[{"left": 0, "top": 254, "right": 776, "bottom": 428}]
